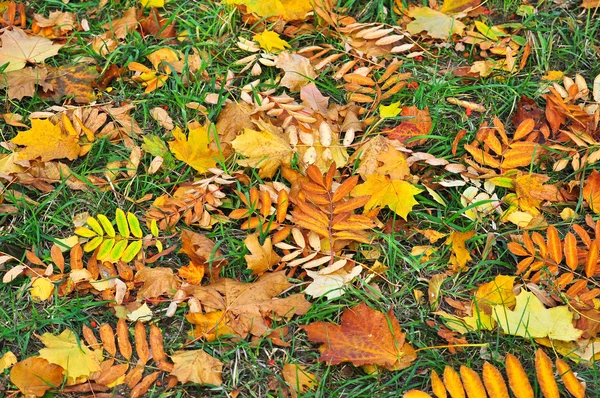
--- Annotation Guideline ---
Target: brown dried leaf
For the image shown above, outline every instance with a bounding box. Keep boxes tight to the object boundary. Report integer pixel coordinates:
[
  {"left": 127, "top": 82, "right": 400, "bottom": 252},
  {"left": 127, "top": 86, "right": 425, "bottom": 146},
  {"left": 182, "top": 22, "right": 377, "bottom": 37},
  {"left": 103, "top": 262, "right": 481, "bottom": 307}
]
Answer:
[
  {"left": 99, "top": 323, "right": 116, "bottom": 357},
  {"left": 170, "top": 349, "right": 223, "bottom": 386},
  {"left": 116, "top": 318, "right": 132, "bottom": 360}
]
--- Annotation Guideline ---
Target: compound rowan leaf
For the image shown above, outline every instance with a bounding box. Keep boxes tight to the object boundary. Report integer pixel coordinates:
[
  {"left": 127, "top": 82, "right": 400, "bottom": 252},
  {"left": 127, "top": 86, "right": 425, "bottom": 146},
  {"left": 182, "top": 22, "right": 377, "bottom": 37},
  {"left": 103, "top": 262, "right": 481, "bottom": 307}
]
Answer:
[
  {"left": 0, "top": 27, "right": 63, "bottom": 72},
  {"left": 169, "top": 124, "right": 219, "bottom": 173},
  {"left": 10, "top": 357, "right": 64, "bottom": 397},
  {"left": 493, "top": 289, "right": 583, "bottom": 341},
  {"left": 232, "top": 126, "right": 293, "bottom": 178},
  {"left": 301, "top": 303, "right": 416, "bottom": 370},
  {"left": 170, "top": 349, "right": 223, "bottom": 386},
  {"left": 38, "top": 329, "right": 101, "bottom": 379},
  {"left": 351, "top": 174, "right": 422, "bottom": 220},
  {"left": 11, "top": 119, "right": 80, "bottom": 161}
]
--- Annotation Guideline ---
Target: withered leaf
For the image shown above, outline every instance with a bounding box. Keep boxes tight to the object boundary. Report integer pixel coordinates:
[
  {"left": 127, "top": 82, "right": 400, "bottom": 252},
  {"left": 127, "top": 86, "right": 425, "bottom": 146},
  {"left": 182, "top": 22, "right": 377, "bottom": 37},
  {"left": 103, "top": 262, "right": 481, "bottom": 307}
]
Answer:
[
  {"left": 170, "top": 349, "right": 223, "bottom": 386},
  {"left": 39, "top": 64, "right": 99, "bottom": 103},
  {"left": 10, "top": 357, "right": 63, "bottom": 397},
  {"left": 135, "top": 267, "right": 181, "bottom": 299}
]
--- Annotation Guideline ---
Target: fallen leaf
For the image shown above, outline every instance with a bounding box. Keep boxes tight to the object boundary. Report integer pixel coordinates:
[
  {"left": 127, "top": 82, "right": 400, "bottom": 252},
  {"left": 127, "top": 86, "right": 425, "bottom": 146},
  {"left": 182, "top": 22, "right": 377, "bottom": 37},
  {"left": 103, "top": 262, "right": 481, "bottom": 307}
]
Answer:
[
  {"left": 30, "top": 277, "right": 54, "bottom": 301},
  {"left": 142, "top": 135, "right": 175, "bottom": 169},
  {"left": 168, "top": 123, "right": 220, "bottom": 173},
  {"left": 39, "top": 64, "right": 99, "bottom": 104},
  {"left": 440, "top": 0, "right": 481, "bottom": 14},
  {"left": 185, "top": 271, "right": 310, "bottom": 338},
  {"left": 10, "top": 357, "right": 64, "bottom": 397},
  {"left": 380, "top": 102, "right": 402, "bottom": 118},
  {"left": 135, "top": 267, "right": 181, "bottom": 299},
  {"left": 302, "top": 303, "right": 417, "bottom": 370},
  {"left": 150, "top": 107, "right": 174, "bottom": 130},
  {"left": 11, "top": 119, "right": 80, "bottom": 162},
  {"left": 304, "top": 264, "right": 362, "bottom": 299},
  {"left": 186, "top": 310, "right": 236, "bottom": 341},
  {"left": 445, "top": 230, "right": 475, "bottom": 272},
  {"left": 407, "top": 7, "right": 466, "bottom": 40},
  {"left": 375, "top": 145, "right": 411, "bottom": 180},
  {"left": 493, "top": 289, "right": 583, "bottom": 341},
  {"left": 244, "top": 234, "right": 281, "bottom": 276},
  {"left": 38, "top": 329, "right": 102, "bottom": 379},
  {"left": 225, "top": 0, "right": 312, "bottom": 21},
  {"left": 583, "top": 170, "right": 600, "bottom": 214},
  {"left": 385, "top": 106, "right": 432, "bottom": 147},
  {"left": 179, "top": 230, "right": 227, "bottom": 280},
  {"left": 127, "top": 303, "right": 153, "bottom": 322},
  {"left": 253, "top": 30, "right": 290, "bottom": 53},
  {"left": 0, "top": 351, "right": 17, "bottom": 372},
  {"left": 351, "top": 174, "right": 422, "bottom": 220},
  {"left": 275, "top": 52, "right": 317, "bottom": 91},
  {"left": 170, "top": 349, "right": 223, "bottom": 386},
  {"left": 301, "top": 82, "right": 329, "bottom": 114},
  {"left": 102, "top": 7, "right": 139, "bottom": 40},
  {"left": 179, "top": 262, "right": 205, "bottom": 285},
  {"left": 231, "top": 125, "right": 293, "bottom": 178},
  {"left": 141, "top": 0, "right": 164, "bottom": 7},
  {"left": 0, "top": 67, "right": 50, "bottom": 100},
  {"left": 282, "top": 363, "right": 318, "bottom": 397},
  {"left": 474, "top": 275, "right": 516, "bottom": 315},
  {"left": 0, "top": 27, "right": 63, "bottom": 72}
]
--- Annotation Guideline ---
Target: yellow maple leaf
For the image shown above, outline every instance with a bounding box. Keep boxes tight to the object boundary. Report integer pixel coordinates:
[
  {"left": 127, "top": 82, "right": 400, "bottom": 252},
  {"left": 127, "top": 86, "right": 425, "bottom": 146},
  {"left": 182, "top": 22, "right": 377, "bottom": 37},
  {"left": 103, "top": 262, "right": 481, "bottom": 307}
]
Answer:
[
  {"left": 493, "top": 289, "right": 583, "bottom": 341},
  {"left": 253, "top": 30, "right": 290, "bottom": 53},
  {"left": 231, "top": 124, "right": 292, "bottom": 178},
  {"left": 244, "top": 234, "right": 280, "bottom": 276},
  {"left": 168, "top": 124, "right": 219, "bottom": 173},
  {"left": 11, "top": 119, "right": 80, "bottom": 162},
  {"left": 0, "top": 27, "right": 63, "bottom": 72},
  {"left": 351, "top": 175, "right": 422, "bottom": 220},
  {"left": 379, "top": 102, "right": 402, "bottom": 118},
  {"left": 38, "top": 329, "right": 102, "bottom": 379},
  {"left": 445, "top": 230, "right": 475, "bottom": 272},
  {"left": 474, "top": 275, "right": 516, "bottom": 315},
  {"left": 225, "top": 0, "right": 312, "bottom": 21},
  {"left": 407, "top": 7, "right": 466, "bottom": 40}
]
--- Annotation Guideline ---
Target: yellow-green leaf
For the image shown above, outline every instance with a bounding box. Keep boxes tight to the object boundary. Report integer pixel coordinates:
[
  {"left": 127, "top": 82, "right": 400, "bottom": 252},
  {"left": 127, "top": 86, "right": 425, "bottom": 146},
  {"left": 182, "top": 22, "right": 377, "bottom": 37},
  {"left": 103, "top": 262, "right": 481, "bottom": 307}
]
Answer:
[
  {"left": 97, "top": 238, "right": 115, "bottom": 261},
  {"left": 128, "top": 212, "right": 143, "bottom": 238},
  {"left": 83, "top": 236, "right": 104, "bottom": 252},
  {"left": 169, "top": 124, "right": 219, "bottom": 173},
  {"left": 115, "top": 209, "right": 130, "bottom": 238},
  {"left": 121, "top": 240, "right": 143, "bottom": 263},
  {"left": 74, "top": 226, "right": 97, "bottom": 238},
  {"left": 97, "top": 214, "right": 115, "bottom": 238},
  {"left": 86, "top": 217, "right": 104, "bottom": 236},
  {"left": 110, "top": 240, "right": 128, "bottom": 262},
  {"left": 150, "top": 219, "right": 159, "bottom": 237},
  {"left": 380, "top": 102, "right": 402, "bottom": 118},
  {"left": 155, "top": 240, "right": 164, "bottom": 253}
]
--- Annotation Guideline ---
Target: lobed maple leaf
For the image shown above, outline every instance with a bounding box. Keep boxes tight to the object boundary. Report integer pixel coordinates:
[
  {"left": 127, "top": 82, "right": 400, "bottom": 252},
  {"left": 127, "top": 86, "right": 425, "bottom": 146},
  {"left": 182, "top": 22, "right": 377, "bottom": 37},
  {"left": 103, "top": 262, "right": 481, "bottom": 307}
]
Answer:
[
  {"left": 38, "top": 329, "right": 102, "bottom": 379},
  {"left": 0, "top": 28, "right": 63, "bottom": 72},
  {"left": 168, "top": 123, "right": 220, "bottom": 173},
  {"left": 407, "top": 7, "right": 466, "bottom": 40},
  {"left": 11, "top": 119, "right": 81, "bottom": 162},
  {"left": 170, "top": 349, "right": 223, "bottom": 386},
  {"left": 302, "top": 303, "right": 417, "bottom": 370},
  {"left": 244, "top": 234, "right": 281, "bottom": 276},
  {"left": 351, "top": 174, "right": 422, "bottom": 220}
]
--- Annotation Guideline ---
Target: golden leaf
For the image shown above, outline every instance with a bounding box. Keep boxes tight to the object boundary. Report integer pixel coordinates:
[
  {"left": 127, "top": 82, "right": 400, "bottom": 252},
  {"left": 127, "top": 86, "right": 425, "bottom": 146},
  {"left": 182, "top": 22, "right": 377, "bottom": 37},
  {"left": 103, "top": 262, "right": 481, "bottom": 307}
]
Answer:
[
  {"left": 225, "top": 0, "right": 313, "bottom": 21},
  {"left": 11, "top": 119, "right": 80, "bottom": 162},
  {"left": 445, "top": 230, "right": 475, "bottom": 272},
  {"left": 10, "top": 357, "right": 63, "bottom": 397},
  {"left": 232, "top": 126, "right": 293, "bottom": 178},
  {"left": 582, "top": 169, "right": 600, "bottom": 214},
  {"left": 535, "top": 349, "right": 559, "bottom": 398},
  {"left": 555, "top": 358, "right": 585, "bottom": 398},
  {"left": 244, "top": 234, "right": 281, "bottom": 276},
  {"left": 351, "top": 174, "right": 422, "bottom": 220},
  {"left": 38, "top": 329, "right": 101, "bottom": 379},
  {"left": 443, "top": 366, "right": 465, "bottom": 398},
  {"left": 282, "top": 363, "right": 319, "bottom": 397},
  {"left": 482, "top": 362, "right": 509, "bottom": 398},
  {"left": 459, "top": 365, "right": 486, "bottom": 397},
  {"left": 168, "top": 124, "right": 219, "bottom": 173},
  {"left": 253, "top": 30, "right": 290, "bottom": 52}
]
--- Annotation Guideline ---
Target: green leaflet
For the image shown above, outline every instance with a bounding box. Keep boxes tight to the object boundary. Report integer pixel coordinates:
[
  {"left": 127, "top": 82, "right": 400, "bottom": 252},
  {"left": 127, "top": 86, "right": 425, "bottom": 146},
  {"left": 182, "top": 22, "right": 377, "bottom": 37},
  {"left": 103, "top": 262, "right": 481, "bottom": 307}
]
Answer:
[
  {"left": 115, "top": 209, "right": 130, "bottom": 238},
  {"left": 97, "top": 214, "right": 116, "bottom": 238},
  {"left": 128, "top": 212, "right": 143, "bottom": 238}
]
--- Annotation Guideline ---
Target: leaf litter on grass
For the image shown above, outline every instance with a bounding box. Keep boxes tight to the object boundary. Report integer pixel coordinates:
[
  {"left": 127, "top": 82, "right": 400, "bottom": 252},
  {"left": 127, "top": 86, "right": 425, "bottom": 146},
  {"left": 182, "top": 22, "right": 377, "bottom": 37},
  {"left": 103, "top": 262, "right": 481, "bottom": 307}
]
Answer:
[{"left": 0, "top": 0, "right": 600, "bottom": 396}]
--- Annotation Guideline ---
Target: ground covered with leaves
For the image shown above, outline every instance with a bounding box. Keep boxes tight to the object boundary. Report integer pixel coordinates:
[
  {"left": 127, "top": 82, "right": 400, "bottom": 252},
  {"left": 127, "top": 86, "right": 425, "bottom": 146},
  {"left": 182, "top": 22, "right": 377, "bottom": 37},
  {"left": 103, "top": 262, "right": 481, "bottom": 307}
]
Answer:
[{"left": 1, "top": 0, "right": 600, "bottom": 396}]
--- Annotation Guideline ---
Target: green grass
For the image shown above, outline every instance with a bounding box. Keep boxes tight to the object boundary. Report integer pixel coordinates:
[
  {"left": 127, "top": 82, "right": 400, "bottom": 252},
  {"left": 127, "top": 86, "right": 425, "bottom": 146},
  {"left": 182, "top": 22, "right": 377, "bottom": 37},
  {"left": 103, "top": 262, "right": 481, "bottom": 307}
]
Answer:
[{"left": 1, "top": 0, "right": 600, "bottom": 396}]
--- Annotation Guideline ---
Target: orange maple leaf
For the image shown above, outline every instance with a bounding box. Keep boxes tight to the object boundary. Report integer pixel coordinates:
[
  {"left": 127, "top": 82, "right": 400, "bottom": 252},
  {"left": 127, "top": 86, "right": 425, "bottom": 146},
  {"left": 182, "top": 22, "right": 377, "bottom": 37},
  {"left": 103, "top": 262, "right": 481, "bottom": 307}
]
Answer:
[{"left": 301, "top": 303, "right": 416, "bottom": 370}]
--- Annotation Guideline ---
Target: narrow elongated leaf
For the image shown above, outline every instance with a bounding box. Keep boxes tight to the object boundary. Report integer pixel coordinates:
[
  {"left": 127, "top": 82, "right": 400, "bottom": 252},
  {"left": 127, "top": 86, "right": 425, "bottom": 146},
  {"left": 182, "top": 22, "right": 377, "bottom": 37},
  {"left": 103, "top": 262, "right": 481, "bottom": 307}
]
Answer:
[
  {"left": 83, "top": 236, "right": 104, "bottom": 252},
  {"left": 134, "top": 322, "right": 150, "bottom": 365},
  {"left": 404, "top": 391, "right": 433, "bottom": 398},
  {"left": 332, "top": 175, "right": 359, "bottom": 202},
  {"left": 121, "top": 240, "right": 143, "bottom": 263},
  {"left": 116, "top": 318, "right": 132, "bottom": 360},
  {"left": 505, "top": 353, "right": 533, "bottom": 398},
  {"left": 75, "top": 226, "right": 97, "bottom": 238},
  {"left": 99, "top": 323, "right": 116, "bottom": 357},
  {"left": 87, "top": 216, "right": 104, "bottom": 236},
  {"left": 443, "top": 366, "right": 466, "bottom": 398},
  {"left": 128, "top": 212, "right": 143, "bottom": 238},
  {"left": 564, "top": 232, "right": 578, "bottom": 271},
  {"left": 431, "top": 369, "right": 447, "bottom": 398},
  {"left": 482, "top": 362, "right": 509, "bottom": 398},
  {"left": 460, "top": 365, "right": 486, "bottom": 398},
  {"left": 97, "top": 238, "right": 116, "bottom": 261},
  {"left": 546, "top": 226, "right": 562, "bottom": 264},
  {"left": 585, "top": 240, "right": 598, "bottom": 278},
  {"left": 115, "top": 208, "right": 130, "bottom": 238},
  {"left": 276, "top": 190, "right": 289, "bottom": 223},
  {"left": 110, "top": 240, "right": 128, "bottom": 262},
  {"left": 555, "top": 358, "right": 585, "bottom": 398},
  {"left": 150, "top": 218, "right": 159, "bottom": 237},
  {"left": 97, "top": 214, "right": 116, "bottom": 237},
  {"left": 535, "top": 349, "right": 559, "bottom": 398}
]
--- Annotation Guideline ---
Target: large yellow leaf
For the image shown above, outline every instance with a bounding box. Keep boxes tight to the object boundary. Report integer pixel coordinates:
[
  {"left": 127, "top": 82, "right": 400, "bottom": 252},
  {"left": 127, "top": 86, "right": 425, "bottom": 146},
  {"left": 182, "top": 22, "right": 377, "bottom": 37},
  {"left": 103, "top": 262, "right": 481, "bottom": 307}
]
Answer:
[
  {"left": 474, "top": 275, "right": 516, "bottom": 314},
  {"left": 351, "top": 174, "right": 422, "bottom": 220},
  {"left": 38, "top": 329, "right": 102, "bottom": 379},
  {"left": 0, "top": 27, "right": 63, "bottom": 72},
  {"left": 225, "top": 0, "right": 312, "bottom": 21},
  {"left": 11, "top": 119, "right": 80, "bottom": 162},
  {"left": 407, "top": 7, "right": 466, "bottom": 40},
  {"left": 231, "top": 125, "right": 292, "bottom": 178},
  {"left": 493, "top": 289, "right": 583, "bottom": 341},
  {"left": 168, "top": 124, "right": 219, "bottom": 173}
]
